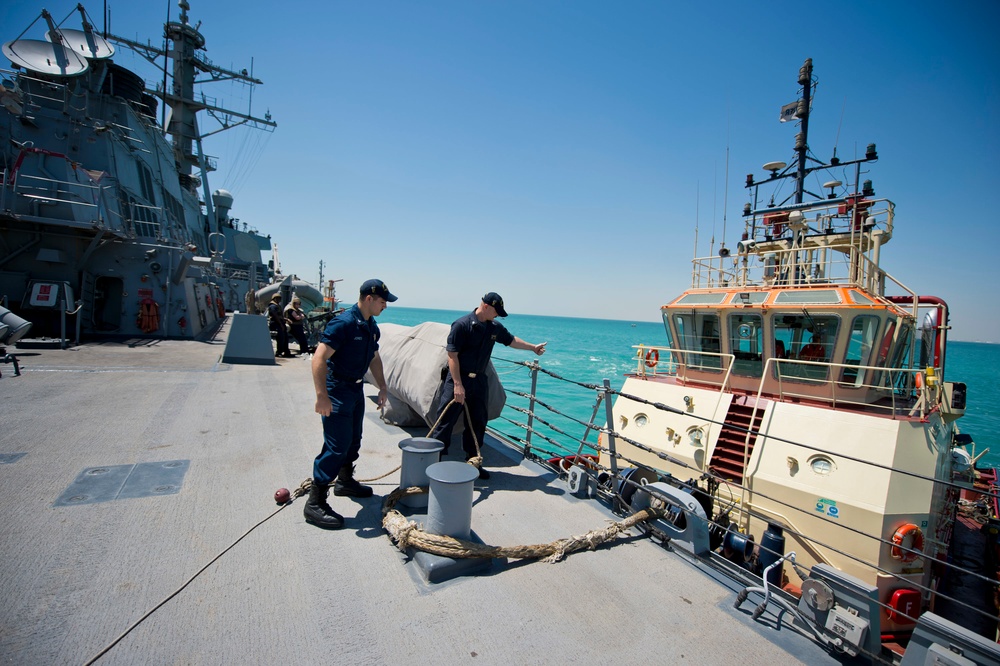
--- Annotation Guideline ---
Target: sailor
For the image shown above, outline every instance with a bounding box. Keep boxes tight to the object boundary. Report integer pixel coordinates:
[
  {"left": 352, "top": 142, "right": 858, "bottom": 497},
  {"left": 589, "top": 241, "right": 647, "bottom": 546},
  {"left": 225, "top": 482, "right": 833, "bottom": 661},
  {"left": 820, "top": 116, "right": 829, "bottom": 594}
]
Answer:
[
  {"left": 284, "top": 297, "right": 311, "bottom": 354},
  {"left": 430, "top": 292, "right": 546, "bottom": 479},
  {"left": 303, "top": 279, "right": 396, "bottom": 530},
  {"left": 267, "top": 294, "right": 292, "bottom": 358},
  {"left": 799, "top": 332, "right": 828, "bottom": 362}
]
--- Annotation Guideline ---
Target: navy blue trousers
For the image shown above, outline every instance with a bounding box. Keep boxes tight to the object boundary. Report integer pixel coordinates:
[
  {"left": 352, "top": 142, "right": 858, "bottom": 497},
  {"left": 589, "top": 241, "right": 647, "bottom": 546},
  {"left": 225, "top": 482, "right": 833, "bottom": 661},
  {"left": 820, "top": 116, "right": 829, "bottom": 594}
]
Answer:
[
  {"left": 312, "top": 380, "right": 364, "bottom": 485},
  {"left": 430, "top": 375, "right": 488, "bottom": 459}
]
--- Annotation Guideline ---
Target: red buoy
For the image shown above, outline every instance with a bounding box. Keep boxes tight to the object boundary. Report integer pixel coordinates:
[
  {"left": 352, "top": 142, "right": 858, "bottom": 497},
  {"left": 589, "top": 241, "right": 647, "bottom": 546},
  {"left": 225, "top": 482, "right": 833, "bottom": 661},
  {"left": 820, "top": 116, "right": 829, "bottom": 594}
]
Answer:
[{"left": 274, "top": 487, "right": 291, "bottom": 504}]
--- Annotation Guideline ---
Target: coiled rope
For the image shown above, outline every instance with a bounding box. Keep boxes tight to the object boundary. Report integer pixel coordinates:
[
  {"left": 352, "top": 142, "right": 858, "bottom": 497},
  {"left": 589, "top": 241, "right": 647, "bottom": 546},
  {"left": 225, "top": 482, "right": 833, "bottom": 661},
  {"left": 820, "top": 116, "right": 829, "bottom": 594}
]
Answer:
[{"left": 379, "top": 485, "right": 663, "bottom": 563}]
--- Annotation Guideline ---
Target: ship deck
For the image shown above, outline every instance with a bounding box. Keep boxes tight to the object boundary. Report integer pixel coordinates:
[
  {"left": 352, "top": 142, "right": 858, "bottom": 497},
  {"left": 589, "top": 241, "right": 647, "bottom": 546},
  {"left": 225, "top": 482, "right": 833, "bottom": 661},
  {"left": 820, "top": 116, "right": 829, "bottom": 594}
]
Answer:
[{"left": 0, "top": 319, "right": 854, "bottom": 665}]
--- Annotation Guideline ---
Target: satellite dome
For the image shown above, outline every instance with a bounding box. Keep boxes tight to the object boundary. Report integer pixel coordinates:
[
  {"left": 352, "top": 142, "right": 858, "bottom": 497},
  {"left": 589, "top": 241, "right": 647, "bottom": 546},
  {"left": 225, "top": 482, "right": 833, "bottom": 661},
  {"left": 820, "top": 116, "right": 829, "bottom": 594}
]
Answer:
[{"left": 212, "top": 189, "right": 234, "bottom": 207}]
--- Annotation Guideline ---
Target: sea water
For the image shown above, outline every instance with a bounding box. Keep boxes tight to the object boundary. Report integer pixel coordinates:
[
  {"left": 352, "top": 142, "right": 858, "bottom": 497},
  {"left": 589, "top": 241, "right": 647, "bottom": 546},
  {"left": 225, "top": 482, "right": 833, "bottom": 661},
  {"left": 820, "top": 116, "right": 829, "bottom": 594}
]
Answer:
[{"left": 378, "top": 307, "right": 999, "bottom": 469}]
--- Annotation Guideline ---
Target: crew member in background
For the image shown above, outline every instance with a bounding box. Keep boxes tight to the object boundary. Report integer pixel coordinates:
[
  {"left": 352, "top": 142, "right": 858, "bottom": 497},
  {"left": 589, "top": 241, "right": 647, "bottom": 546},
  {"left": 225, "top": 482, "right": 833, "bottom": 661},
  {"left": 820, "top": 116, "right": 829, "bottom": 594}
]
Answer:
[
  {"left": 284, "top": 297, "right": 311, "bottom": 354},
  {"left": 799, "top": 332, "right": 829, "bottom": 362},
  {"left": 430, "top": 292, "right": 546, "bottom": 480},
  {"left": 303, "top": 279, "right": 396, "bottom": 530},
  {"left": 267, "top": 293, "right": 292, "bottom": 358}
]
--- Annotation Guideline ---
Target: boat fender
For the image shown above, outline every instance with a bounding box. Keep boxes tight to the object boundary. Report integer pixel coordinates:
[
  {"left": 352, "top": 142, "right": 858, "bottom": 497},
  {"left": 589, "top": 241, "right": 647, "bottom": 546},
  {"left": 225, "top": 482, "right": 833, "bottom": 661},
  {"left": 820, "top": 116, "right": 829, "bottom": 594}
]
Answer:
[
  {"left": 644, "top": 349, "right": 659, "bottom": 368},
  {"left": 890, "top": 523, "right": 924, "bottom": 562}
]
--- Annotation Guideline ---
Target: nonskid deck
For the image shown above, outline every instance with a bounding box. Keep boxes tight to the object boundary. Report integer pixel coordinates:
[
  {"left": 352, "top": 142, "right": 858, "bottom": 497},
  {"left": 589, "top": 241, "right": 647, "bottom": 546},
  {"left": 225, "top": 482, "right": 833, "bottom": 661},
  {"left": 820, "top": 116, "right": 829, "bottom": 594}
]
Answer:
[{"left": 0, "top": 319, "right": 840, "bottom": 665}]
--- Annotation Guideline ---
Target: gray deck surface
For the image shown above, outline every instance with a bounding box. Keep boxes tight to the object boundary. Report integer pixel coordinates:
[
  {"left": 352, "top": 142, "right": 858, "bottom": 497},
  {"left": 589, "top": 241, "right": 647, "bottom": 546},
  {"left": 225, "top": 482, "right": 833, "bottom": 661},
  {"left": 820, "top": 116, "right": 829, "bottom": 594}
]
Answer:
[{"left": 0, "top": 319, "right": 846, "bottom": 665}]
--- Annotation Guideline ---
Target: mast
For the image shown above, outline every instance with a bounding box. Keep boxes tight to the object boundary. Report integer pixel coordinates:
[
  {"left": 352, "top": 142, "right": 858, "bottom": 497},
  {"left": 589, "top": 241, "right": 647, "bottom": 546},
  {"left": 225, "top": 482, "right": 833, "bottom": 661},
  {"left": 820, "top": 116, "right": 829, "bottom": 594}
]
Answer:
[
  {"left": 106, "top": 0, "right": 277, "bottom": 234},
  {"left": 794, "top": 58, "right": 812, "bottom": 204}
]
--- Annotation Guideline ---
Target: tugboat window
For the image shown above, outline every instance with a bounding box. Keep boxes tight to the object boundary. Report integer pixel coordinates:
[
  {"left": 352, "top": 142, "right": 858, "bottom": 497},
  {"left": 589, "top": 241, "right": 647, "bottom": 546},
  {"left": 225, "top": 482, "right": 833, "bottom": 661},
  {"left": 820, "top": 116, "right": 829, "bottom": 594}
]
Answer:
[
  {"left": 772, "top": 314, "right": 840, "bottom": 381},
  {"left": 728, "top": 313, "right": 763, "bottom": 376},
  {"left": 841, "top": 315, "right": 879, "bottom": 385},
  {"left": 670, "top": 313, "right": 722, "bottom": 371}
]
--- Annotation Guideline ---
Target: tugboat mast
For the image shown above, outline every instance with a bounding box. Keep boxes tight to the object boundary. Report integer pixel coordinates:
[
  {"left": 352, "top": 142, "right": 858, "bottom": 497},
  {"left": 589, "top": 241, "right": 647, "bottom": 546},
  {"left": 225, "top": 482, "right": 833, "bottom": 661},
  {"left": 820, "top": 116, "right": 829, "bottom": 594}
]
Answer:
[{"left": 794, "top": 58, "right": 812, "bottom": 205}]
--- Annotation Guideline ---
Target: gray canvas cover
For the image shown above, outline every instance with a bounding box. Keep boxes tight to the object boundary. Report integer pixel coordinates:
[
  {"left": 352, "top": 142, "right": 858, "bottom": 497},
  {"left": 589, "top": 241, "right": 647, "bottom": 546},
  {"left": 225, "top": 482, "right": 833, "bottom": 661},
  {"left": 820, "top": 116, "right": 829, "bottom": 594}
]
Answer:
[{"left": 365, "top": 322, "right": 506, "bottom": 431}]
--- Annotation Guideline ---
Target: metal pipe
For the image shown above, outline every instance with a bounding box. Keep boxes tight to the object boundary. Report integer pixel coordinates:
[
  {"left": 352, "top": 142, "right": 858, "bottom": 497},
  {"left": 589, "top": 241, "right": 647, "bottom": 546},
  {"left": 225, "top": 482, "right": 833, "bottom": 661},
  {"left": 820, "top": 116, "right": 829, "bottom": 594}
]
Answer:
[
  {"left": 523, "top": 360, "right": 539, "bottom": 458},
  {"left": 602, "top": 379, "right": 618, "bottom": 480}
]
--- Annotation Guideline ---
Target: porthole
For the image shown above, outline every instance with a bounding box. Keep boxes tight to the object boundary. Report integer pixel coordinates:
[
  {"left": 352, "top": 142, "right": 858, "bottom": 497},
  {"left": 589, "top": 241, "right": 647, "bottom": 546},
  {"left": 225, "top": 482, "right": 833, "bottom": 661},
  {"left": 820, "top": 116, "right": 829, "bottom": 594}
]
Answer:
[
  {"left": 808, "top": 455, "right": 836, "bottom": 476},
  {"left": 634, "top": 413, "right": 649, "bottom": 428}
]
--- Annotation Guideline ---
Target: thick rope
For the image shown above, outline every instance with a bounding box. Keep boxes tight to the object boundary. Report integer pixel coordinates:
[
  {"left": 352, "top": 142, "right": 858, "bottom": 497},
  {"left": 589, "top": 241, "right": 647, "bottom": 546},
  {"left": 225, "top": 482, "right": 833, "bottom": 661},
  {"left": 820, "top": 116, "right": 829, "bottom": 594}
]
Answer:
[
  {"left": 380, "top": 486, "right": 662, "bottom": 563},
  {"left": 424, "top": 398, "right": 482, "bottom": 469}
]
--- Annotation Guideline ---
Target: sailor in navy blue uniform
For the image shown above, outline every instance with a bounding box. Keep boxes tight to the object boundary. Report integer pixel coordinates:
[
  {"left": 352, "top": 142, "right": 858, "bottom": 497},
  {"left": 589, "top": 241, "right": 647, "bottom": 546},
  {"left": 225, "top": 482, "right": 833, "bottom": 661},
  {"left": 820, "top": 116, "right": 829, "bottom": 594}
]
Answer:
[
  {"left": 303, "top": 279, "right": 396, "bottom": 529},
  {"left": 430, "top": 292, "right": 546, "bottom": 479}
]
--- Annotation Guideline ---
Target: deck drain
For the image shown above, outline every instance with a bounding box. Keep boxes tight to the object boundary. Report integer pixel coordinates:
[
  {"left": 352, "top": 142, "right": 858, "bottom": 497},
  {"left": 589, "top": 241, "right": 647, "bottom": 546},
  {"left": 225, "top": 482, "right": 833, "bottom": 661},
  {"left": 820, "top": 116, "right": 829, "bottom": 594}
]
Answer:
[
  {"left": 0, "top": 453, "right": 27, "bottom": 464},
  {"left": 54, "top": 460, "right": 190, "bottom": 506}
]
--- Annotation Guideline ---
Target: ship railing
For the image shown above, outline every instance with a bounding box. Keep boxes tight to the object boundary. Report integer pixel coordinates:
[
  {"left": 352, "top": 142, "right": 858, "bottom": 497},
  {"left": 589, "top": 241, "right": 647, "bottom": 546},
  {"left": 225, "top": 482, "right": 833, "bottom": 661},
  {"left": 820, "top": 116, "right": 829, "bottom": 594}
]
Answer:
[
  {"left": 486, "top": 357, "right": 999, "bottom": 650},
  {"left": 2, "top": 68, "right": 72, "bottom": 113},
  {"left": 690, "top": 198, "right": 899, "bottom": 292},
  {"left": 2, "top": 172, "right": 124, "bottom": 230},
  {"left": 217, "top": 266, "right": 251, "bottom": 281},
  {"left": 762, "top": 357, "right": 924, "bottom": 418},
  {"left": 632, "top": 344, "right": 736, "bottom": 389},
  {"left": 625, "top": 343, "right": 926, "bottom": 418}
]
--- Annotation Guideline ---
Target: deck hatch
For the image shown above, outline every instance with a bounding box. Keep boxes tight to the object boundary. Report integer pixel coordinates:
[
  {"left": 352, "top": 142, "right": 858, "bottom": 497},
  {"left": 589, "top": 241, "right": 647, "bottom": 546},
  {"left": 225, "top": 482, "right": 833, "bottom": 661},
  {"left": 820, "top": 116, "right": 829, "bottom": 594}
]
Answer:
[{"left": 53, "top": 459, "right": 190, "bottom": 506}]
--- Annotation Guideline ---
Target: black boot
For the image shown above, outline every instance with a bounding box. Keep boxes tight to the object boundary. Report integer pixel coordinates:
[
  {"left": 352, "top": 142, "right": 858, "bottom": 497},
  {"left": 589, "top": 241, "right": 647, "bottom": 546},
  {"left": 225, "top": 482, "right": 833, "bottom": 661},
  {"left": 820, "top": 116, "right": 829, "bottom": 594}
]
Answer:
[
  {"left": 303, "top": 481, "right": 344, "bottom": 529},
  {"left": 333, "top": 464, "right": 374, "bottom": 498}
]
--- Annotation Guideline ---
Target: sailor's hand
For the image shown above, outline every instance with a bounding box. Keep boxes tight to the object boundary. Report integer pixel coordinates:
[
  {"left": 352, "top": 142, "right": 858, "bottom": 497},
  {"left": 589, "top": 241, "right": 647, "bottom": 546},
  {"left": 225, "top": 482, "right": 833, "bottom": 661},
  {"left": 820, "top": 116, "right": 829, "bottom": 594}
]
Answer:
[
  {"left": 454, "top": 384, "right": 466, "bottom": 405},
  {"left": 315, "top": 395, "right": 333, "bottom": 417},
  {"left": 377, "top": 385, "right": 388, "bottom": 409},
  {"left": 534, "top": 342, "right": 547, "bottom": 356}
]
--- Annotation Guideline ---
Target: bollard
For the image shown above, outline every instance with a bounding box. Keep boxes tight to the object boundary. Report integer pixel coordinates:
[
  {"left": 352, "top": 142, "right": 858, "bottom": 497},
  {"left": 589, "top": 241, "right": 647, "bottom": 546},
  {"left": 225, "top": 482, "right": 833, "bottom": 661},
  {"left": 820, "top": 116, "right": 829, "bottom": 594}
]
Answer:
[
  {"left": 397, "top": 437, "right": 445, "bottom": 509},
  {"left": 425, "top": 461, "right": 480, "bottom": 540}
]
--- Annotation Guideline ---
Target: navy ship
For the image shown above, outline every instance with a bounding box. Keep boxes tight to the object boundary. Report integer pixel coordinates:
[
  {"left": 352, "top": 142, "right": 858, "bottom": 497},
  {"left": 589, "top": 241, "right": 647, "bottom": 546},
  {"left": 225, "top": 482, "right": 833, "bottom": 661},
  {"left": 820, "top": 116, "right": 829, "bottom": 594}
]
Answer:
[{"left": 0, "top": 2, "right": 277, "bottom": 344}]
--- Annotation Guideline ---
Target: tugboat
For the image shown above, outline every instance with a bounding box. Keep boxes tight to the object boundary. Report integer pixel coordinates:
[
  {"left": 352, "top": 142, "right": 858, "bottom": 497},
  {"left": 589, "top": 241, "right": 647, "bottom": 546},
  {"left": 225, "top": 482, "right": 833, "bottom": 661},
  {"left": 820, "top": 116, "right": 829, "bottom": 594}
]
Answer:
[
  {"left": 0, "top": 2, "right": 277, "bottom": 343},
  {"left": 604, "top": 59, "right": 998, "bottom": 660}
]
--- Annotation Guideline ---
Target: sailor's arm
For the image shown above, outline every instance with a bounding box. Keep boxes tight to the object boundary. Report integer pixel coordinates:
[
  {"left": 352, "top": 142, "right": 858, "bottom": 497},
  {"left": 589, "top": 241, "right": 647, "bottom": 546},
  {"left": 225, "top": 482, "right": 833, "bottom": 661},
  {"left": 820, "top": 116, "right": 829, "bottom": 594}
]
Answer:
[
  {"left": 510, "top": 337, "right": 547, "bottom": 356},
  {"left": 447, "top": 351, "right": 465, "bottom": 404},
  {"left": 312, "top": 343, "right": 335, "bottom": 416},
  {"left": 369, "top": 351, "right": 388, "bottom": 408}
]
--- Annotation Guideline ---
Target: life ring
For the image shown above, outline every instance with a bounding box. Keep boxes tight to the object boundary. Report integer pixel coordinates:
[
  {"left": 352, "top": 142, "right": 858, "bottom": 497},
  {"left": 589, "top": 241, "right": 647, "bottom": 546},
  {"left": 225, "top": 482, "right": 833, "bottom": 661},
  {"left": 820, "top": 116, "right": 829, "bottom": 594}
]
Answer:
[
  {"left": 890, "top": 523, "right": 924, "bottom": 563},
  {"left": 645, "top": 349, "right": 659, "bottom": 368},
  {"left": 547, "top": 454, "right": 599, "bottom": 473}
]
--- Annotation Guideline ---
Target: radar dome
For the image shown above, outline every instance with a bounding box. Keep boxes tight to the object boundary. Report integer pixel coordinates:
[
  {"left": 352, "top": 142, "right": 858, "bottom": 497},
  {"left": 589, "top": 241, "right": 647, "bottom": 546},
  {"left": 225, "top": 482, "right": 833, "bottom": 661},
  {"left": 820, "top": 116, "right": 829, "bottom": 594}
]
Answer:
[{"left": 212, "top": 189, "right": 234, "bottom": 223}]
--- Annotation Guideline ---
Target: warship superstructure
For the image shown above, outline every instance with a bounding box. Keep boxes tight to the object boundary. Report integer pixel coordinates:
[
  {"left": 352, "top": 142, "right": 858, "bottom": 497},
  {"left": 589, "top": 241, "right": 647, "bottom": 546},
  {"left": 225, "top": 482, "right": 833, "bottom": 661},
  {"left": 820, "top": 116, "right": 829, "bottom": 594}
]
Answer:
[{"left": 0, "top": 2, "right": 276, "bottom": 342}]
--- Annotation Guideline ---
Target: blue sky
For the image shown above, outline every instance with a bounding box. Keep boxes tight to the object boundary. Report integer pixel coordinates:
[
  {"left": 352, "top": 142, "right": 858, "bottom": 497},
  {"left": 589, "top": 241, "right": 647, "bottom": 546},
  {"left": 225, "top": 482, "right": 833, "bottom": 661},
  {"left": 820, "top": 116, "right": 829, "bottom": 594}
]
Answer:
[{"left": 4, "top": 1, "right": 998, "bottom": 341}]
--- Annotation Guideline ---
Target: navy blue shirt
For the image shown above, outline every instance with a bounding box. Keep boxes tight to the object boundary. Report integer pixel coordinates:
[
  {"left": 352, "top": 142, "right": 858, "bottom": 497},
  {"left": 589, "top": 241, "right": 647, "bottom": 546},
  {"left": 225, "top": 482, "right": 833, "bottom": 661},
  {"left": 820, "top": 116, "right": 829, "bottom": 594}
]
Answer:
[
  {"left": 320, "top": 304, "right": 380, "bottom": 380},
  {"left": 446, "top": 311, "right": 514, "bottom": 375}
]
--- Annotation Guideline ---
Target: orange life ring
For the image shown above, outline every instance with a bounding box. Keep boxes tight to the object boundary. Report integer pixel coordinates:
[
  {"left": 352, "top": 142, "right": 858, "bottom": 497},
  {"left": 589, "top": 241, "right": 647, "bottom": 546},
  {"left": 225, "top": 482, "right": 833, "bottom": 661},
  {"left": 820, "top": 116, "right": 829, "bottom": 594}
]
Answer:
[
  {"left": 645, "top": 349, "right": 659, "bottom": 368},
  {"left": 547, "top": 454, "right": 599, "bottom": 473},
  {"left": 890, "top": 523, "right": 924, "bottom": 563}
]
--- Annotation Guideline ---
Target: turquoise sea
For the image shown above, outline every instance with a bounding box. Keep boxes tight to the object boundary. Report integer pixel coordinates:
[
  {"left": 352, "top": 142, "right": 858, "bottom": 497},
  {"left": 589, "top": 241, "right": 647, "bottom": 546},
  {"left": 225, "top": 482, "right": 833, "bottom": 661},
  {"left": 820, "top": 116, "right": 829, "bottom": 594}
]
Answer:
[{"left": 378, "top": 307, "right": 1000, "bottom": 469}]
